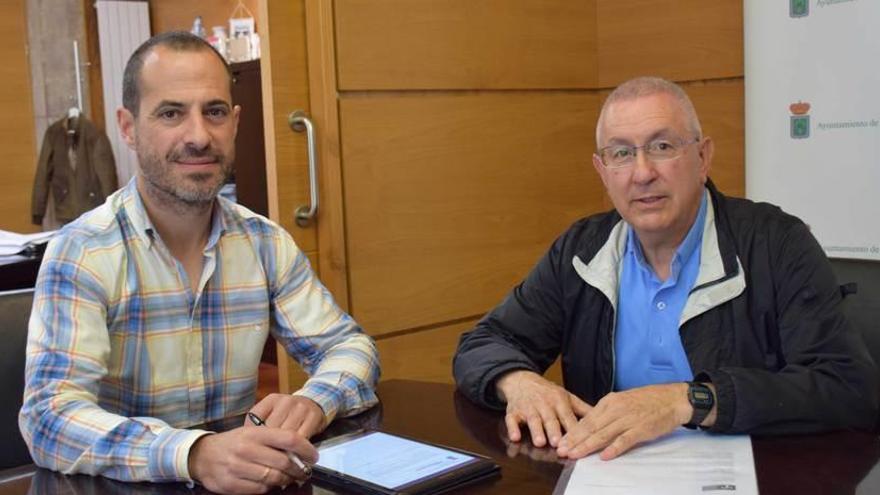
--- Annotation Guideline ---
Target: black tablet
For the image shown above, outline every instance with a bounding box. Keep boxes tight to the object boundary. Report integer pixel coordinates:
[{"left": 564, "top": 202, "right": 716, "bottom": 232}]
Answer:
[{"left": 312, "top": 430, "right": 500, "bottom": 495}]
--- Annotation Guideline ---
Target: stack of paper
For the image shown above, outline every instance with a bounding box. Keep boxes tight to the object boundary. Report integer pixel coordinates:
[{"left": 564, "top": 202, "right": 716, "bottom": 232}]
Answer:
[
  {"left": 0, "top": 229, "right": 56, "bottom": 257},
  {"left": 554, "top": 429, "right": 758, "bottom": 495}
]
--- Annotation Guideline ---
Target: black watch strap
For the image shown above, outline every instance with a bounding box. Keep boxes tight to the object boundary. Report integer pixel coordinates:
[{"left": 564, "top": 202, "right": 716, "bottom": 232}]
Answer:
[{"left": 683, "top": 381, "right": 714, "bottom": 429}]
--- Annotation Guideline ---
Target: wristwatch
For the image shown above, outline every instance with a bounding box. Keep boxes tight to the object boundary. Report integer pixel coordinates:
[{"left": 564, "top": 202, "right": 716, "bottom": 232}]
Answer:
[{"left": 684, "top": 381, "right": 714, "bottom": 429}]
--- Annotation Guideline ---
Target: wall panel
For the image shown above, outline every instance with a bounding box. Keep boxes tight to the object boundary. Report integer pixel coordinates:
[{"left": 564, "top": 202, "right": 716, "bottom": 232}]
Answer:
[
  {"left": 281, "top": 320, "right": 564, "bottom": 393},
  {"left": 376, "top": 320, "right": 565, "bottom": 386},
  {"left": 686, "top": 80, "right": 745, "bottom": 198},
  {"left": 377, "top": 320, "right": 477, "bottom": 384},
  {"left": 597, "top": 0, "right": 743, "bottom": 87},
  {"left": 335, "top": 0, "right": 597, "bottom": 90},
  {"left": 339, "top": 92, "right": 602, "bottom": 335},
  {"left": 0, "top": 0, "right": 38, "bottom": 233}
]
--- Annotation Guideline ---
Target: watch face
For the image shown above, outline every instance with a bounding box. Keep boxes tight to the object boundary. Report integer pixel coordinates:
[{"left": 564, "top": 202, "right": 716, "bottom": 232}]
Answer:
[
  {"left": 689, "top": 383, "right": 714, "bottom": 409},
  {"left": 686, "top": 383, "right": 714, "bottom": 428}
]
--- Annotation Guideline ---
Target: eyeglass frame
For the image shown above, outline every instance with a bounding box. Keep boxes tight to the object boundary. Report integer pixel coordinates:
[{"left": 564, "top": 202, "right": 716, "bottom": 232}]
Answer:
[{"left": 595, "top": 136, "right": 702, "bottom": 169}]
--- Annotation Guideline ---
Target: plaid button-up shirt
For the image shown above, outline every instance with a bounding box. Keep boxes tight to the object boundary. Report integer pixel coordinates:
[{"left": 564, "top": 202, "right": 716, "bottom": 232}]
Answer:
[{"left": 19, "top": 179, "right": 380, "bottom": 482}]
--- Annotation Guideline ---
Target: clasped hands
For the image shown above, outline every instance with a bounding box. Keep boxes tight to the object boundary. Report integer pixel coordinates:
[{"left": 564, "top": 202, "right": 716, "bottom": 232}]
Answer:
[
  {"left": 188, "top": 393, "right": 325, "bottom": 494},
  {"left": 496, "top": 370, "right": 697, "bottom": 461}
]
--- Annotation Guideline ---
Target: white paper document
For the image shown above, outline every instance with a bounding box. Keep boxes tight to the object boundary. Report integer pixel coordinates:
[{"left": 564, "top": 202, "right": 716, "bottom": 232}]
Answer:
[
  {"left": 0, "top": 229, "right": 56, "bottom": 257},
  {"left": 555, "top": 428, "right": 758, "bottom": 495}
]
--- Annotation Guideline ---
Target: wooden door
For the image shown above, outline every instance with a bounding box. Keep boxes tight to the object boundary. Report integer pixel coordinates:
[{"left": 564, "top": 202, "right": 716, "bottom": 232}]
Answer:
[
  {"left": 261, "top": 0, "right": 744, "bottom": 390},
  {"left": 308, "top": 0, "right": 603, "bottom": 386},
  {"left": 258, "top": 1, "right": 318, "bottom": 391}
]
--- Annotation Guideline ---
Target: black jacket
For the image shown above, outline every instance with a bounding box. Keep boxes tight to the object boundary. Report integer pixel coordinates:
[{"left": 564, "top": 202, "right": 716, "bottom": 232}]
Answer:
[{"left": 453, "top": 181, "right": 878, "bottom": 434}]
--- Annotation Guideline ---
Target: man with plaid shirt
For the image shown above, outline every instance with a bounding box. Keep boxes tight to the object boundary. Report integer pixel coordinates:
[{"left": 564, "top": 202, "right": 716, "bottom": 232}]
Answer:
[{"left": 19, "top": 31, "right": 379, "bottom": 495}]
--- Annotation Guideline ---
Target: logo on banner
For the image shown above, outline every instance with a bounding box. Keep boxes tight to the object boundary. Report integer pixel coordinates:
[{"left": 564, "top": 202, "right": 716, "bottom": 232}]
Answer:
[
  {"left": 790, "top": 101, "right": 811, "bottom": 139},
  {"left": 790, "top": 0, "right": 810, "bottom": 17}
]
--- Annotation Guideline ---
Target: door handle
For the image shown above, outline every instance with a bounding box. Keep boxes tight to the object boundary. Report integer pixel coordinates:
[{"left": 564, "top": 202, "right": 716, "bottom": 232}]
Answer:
[{"left": 288, "top": 110, "right": 318, "bottom": 227}]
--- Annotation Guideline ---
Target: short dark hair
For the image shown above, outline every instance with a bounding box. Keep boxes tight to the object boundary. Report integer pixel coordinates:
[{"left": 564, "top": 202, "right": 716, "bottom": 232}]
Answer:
[{"left": 122, "top": 31, "right": 233, "bottom": 116}]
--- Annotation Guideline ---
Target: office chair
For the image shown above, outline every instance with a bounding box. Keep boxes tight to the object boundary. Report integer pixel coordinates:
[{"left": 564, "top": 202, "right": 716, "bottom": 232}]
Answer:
[
  {"left": 830, "top": 258, "right": 880, "bottom": 432},
  {"left": 0, "top": 288, "right": 35, "bottom": 469}
]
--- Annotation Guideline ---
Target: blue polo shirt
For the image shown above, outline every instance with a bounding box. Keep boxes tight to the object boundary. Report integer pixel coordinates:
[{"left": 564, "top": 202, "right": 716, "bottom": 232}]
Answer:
[{"left": 613, "top": 190, "right": 708, "bottom": 391}]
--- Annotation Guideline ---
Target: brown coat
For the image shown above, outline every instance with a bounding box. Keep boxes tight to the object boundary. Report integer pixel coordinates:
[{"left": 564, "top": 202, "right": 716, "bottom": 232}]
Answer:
[{"left": 31, "top": 115, "right": 118, "bottom": 225}]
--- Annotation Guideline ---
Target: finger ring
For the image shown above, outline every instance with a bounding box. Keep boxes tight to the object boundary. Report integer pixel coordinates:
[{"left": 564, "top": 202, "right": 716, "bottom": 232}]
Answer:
[{"left": 260, "top": 466, "right": 271, "bottom": 482}]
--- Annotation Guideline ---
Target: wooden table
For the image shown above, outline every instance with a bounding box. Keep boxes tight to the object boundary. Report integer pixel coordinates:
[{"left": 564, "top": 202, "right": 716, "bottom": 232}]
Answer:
[{"left": 1, "top": 380, "right": 878, "bottom": 494}]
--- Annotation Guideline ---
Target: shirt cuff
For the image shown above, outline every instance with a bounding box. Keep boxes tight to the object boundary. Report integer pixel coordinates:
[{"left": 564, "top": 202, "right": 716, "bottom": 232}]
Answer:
[
  {"left": 293, "top": 380, "right": 344, "bottom": 426},
  {"left": 148, "top": 428, "right": 213, "bottom": 482}
]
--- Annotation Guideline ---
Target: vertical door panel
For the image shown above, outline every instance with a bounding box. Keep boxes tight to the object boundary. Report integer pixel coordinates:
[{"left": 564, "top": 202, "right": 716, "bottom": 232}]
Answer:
[{"left": 260, "top": 0, "right": 316, "bottom": 250}]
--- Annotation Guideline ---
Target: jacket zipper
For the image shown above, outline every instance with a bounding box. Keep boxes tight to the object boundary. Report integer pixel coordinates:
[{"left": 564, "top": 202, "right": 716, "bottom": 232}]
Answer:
[{"left": 609, "top": 307, "right": 617, "bottom": 395}]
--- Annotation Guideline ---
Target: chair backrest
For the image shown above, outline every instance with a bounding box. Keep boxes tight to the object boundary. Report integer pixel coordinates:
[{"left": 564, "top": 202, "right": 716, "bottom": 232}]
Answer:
[
  {"left": 0, "top": 288, "right": 34, "bottom": 469},
  {"left": 829, "top": 258, "right": 880, "bottom": 431}
]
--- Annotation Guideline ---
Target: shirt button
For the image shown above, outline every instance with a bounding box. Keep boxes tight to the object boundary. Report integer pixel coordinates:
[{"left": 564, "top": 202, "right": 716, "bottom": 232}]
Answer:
[{"left": 656, "top": 301, "right": 666, "bottom": 310}]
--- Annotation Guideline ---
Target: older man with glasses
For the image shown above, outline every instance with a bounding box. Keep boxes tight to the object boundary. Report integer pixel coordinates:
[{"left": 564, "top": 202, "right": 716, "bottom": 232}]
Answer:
[{"left": 454, "top": 76, "right": 877, "bottom": 461}]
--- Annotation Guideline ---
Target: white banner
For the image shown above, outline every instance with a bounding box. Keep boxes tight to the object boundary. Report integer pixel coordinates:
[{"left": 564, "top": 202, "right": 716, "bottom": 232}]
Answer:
[{"left": 744, "top": 0, "right": 880, "bottom": 261}]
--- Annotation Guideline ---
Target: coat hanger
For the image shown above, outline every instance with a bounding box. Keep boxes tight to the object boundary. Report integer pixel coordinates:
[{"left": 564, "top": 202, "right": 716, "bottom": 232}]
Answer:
[
  {"left": 68, "top": 39, "right": 84, "bottom": 136},
  {"left": 66, "top": 106, "right": 80, "bottom": 137}
]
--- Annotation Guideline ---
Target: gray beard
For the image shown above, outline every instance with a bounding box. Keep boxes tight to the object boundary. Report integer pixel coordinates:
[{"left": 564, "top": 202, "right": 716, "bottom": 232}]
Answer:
[
  {"left": 139, "top": 172, "right": 218, "bottom": 217},
  {"left": 135, "top": 144, "right": 232, "bottom": 216}
]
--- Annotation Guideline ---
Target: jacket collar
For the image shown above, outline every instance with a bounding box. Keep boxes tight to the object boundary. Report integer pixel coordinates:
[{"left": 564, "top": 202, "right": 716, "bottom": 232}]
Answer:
[
  {"left": 572, "top": 180, "right": 746, "bottom": 321},
  {"left": 573, "top": 219, "right": 626, "bottom": 310},
  {"left": 679, "top": 183, "right": 745, "bottom": 325}
]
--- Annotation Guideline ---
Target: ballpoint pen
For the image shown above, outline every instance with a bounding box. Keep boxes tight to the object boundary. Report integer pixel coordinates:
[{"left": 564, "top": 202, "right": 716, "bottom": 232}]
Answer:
[{"left": 247, "top": 412, "right": 313, "bottom": 476}]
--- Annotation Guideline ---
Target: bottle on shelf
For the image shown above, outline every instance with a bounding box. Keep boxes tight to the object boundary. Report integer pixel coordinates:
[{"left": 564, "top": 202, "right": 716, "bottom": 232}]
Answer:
[{"left": 191, "top": 16, "right": 207, "bottom": 39}]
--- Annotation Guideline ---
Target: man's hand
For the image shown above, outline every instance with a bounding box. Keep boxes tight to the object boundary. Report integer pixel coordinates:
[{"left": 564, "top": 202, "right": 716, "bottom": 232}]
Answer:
[
  {"left": 248, "top": 393, "right": 326, "bottom": 438},
  {"left": 188, "top": 426, "right": 317, "bottom": 494},
  {"left": 557, "top": 383, "right": 696, "bottom": 461},
  {"left": 496, "top": 370, "right": 592, "bottom": 448}
]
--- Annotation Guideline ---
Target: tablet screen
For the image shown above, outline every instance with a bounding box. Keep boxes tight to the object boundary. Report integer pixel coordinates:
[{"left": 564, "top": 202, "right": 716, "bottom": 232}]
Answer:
[{"left": 315, "top": 431, "right": 479, "bottom": 489}]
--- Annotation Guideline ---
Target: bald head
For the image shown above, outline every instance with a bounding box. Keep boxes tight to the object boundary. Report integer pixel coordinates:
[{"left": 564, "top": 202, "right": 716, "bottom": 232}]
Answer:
[{"left": 596, "top": 77, "right": 702, "bottom": 146}]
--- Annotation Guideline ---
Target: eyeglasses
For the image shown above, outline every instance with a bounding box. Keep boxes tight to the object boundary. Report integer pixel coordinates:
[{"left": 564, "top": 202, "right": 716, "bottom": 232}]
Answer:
[{"left": 597, "top": 137, "right": 701, "bottom": 169}]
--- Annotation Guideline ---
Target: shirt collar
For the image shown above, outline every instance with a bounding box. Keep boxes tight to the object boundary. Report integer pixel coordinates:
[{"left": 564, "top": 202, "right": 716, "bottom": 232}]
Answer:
[
  {"left": 122, "top": 177, "right": 227, "bottom": 250},
  {"left": 205, "top": 200, "right": 226, "bottom": 250},
  {"left": 674, "top": 188, "right": 708, "bottom": 268},
  {"left": 625, "top": 188, "right": 708, "bottom": 280}
]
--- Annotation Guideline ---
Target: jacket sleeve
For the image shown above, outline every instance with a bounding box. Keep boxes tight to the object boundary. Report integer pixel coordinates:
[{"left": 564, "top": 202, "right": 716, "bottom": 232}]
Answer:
[
  {"left": 700, "top": 219, "right": 879, "bottom": 434},
  {"left": 453, "top": 231, "right": 570, "bottom": 410},
  {"left": 19, "top": 237, "right": 209, "bottom": 482},
  {"left": 31, "top": 126, "right": 55, "bottom": 224}
]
